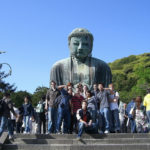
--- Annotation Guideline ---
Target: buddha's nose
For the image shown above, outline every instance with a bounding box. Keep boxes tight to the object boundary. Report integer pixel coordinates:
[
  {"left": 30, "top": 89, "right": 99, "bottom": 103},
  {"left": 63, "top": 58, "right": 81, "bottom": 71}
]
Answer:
[{"left": 78, "top": 43, "right": 83, "bottom": 51}]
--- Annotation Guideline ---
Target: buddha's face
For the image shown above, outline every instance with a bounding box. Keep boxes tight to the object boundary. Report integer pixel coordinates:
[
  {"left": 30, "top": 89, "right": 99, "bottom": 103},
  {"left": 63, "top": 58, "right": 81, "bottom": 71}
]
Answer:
[{"left": 69, "top": 36, "right": 92, "bottom": 60}]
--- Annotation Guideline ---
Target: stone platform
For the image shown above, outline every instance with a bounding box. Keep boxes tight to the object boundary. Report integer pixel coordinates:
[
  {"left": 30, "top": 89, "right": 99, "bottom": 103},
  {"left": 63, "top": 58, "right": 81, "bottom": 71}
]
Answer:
[{"left": 2, "top": 133, "right": 150, "bottom": 150}]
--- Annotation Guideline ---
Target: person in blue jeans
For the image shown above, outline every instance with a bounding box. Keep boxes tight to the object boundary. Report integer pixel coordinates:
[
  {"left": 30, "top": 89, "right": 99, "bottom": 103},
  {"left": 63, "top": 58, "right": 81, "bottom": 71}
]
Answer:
[
  {"left": 97, "top": 83, "right": 110, "bottom": 133},
  {"left": 20, "top": 96, "right": 34, "bottom": 134},
  {"left": 126, "top": 98, "right": 136, "bottom": 133},
  {"left": 76, "top": 100, "right": 98, "bottom": 140},
  {"left": 108, "top": 83, "right": 120, "bottom": 133},
  {"left": 0, "top": 93, "right": 17, "bottom": 140},
  {"left": 45, "top": 81, "right": 60, "bottom": 134},
  {"left": 56, "top": 85, "right": 72, "bottom": 134},
  {"left": 86, "top": 90, "right": 98, "bottom": 123}
]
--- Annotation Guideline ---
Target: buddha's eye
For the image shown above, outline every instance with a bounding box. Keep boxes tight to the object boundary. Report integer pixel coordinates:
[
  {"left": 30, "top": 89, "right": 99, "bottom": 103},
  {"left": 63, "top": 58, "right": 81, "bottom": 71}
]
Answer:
[
  {"left": 73, "top": 43, "right": 79, "bottom": 46},
  {"left": 83, "top": 43, "right": 88, "bottom": 46}
]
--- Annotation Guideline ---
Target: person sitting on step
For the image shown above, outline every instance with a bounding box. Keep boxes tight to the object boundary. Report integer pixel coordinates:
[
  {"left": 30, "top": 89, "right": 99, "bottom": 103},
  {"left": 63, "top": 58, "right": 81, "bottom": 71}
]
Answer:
[{"left": 76, "top": 100, "right": 97, "bottom": 140}]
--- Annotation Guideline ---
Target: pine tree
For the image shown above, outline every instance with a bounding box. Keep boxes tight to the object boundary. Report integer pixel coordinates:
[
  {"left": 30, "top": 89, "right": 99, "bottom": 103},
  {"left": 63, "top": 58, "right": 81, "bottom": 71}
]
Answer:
[{"left": 0, "top": 64, "right": 16, "bottom": 98}]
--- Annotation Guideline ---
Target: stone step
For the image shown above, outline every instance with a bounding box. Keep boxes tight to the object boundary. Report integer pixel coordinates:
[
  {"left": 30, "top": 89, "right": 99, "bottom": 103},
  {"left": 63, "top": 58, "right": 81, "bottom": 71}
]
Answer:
[
  {"left": 3, "top": 143, "right": 150, "bottom": 150},
  {"left": 3, "top": 133, "right": 150, "bottom": 150},
  {"left": 12, "top": 138, "right": 150, "bottom": 144},
  {"left": 14, "top": 133, "right": 150, "bottom": 139}
]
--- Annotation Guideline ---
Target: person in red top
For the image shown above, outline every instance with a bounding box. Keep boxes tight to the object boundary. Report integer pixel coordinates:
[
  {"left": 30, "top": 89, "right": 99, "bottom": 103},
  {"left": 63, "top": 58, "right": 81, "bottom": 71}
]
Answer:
[{"left": 70, "top": 87, "right": 84, "bottom": 133}]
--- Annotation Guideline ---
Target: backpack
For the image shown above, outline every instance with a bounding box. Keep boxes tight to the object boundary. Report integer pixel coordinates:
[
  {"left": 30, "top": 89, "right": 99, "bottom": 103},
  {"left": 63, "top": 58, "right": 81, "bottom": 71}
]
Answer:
[{"left": 36, "top": 103, "right": 44, "bottom": 113}]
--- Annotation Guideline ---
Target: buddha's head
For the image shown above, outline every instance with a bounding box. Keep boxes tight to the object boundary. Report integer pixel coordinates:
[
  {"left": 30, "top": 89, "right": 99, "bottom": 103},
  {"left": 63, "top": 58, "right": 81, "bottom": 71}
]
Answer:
[{"left": 68, "top": 28, "right": 94, "bottom": 60}]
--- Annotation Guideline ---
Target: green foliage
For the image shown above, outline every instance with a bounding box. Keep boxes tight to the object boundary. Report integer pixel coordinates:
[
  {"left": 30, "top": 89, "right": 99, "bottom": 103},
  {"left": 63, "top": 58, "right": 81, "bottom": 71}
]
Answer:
[
  {"left": 110, "top": 55, "right": 137, "bottom": 70},
  {"left": 0, "top": 64, "right": 16, "bottom": 100},
  {"left": 0, "top": 65, "right": 16, "bottom": 94},
  {"left": 32, "top": 86, "right": 48, "bottom": 106},
  {"left": 10, "top": 86, "right": 48, "bottom": 108},
  {"left": 11, "top": 91, "right": 32, "bottom": 107},
  {"left": 109, "top": 53, "right": 150, "bottom": 103}
]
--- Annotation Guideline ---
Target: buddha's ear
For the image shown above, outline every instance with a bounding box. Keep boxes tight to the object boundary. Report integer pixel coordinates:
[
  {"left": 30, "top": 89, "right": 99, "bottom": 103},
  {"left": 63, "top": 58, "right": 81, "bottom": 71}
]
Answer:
[
  {"left": 68, "top": 41, "right": 71, "bottom": 48},
  {"left": 88, "top": 53, "right": 92, "bottom": 57}
]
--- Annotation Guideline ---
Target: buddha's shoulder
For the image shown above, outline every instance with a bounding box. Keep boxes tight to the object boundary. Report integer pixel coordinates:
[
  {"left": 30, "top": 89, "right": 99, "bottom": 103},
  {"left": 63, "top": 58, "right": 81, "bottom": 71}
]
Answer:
[
  {"left": 91, "top": 57, "right": 110, "bottom": 68},
  {"left": 52, "top": 58, "right": 70, "bottom": 68}
]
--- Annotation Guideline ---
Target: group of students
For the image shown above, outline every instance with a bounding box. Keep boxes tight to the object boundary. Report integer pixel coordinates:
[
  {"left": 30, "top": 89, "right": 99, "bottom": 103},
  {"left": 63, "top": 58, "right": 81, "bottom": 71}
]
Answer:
[{"left": 0, "top": 81, "right": 150, "bottom": 140}]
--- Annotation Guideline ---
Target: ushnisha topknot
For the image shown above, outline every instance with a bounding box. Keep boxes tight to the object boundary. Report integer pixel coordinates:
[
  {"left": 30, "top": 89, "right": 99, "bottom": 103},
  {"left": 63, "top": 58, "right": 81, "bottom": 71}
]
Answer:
[{"left": 68, "top": 28, "right": 94, "bottom": 45}]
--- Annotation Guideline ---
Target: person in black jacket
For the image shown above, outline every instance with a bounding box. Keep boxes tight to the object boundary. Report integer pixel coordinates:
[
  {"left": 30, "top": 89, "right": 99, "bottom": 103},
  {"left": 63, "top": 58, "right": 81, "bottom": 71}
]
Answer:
[
  {"left": 0, "top": 93, "right": 17, "bottom": 140},
  {"left": 76, "top": 100, "right": 97, "bottom": 139},
  {"left": 20, "top": 96, "right": 34, "bottom": 134}
]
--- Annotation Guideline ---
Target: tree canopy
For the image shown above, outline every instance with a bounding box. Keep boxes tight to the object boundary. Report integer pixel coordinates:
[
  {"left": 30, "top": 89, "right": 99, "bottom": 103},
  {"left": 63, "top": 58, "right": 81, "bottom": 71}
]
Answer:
[
  {"left": 0, "top": 64, "right": 16, "bottom": 99},
  {"left": 109, "top": 53, "right": 150, "bottom": 103}
]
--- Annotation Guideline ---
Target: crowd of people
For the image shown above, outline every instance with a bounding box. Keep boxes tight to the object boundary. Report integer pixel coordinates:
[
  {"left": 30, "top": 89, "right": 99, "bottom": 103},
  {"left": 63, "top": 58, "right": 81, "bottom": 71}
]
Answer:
[{"left": 0, "top": 81, "right": 150, "bottom": 140}]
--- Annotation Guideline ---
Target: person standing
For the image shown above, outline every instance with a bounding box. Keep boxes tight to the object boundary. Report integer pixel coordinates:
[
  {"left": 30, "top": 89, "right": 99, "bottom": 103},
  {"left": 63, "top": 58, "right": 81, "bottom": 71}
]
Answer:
[
  {"left": 108, "top": 84, "right": 120, "bottom": 133},
  {"left": 45, "top": 80, "right": 60, "bottom": 134},
  {"left": 70, "top": 87, "right": 84, "bottom": 133},
  {"left": 126, "top": 98, "right": 136, "bottom": 133},
  {"left": 56, "top": 85, "right": 72, "bottom": 134},
  {"left": 85, "top": 90, "right": 98, "bottom": 123},
  {"left": 36, "top": 96, "right": 46, "bottom": 134},
  {"left": 21, "top": 96, "right": 34, "bottom": 134},
  {"left": 119, "top": 101, "right": 128, "bottom": 133},
  {"left": 97, "top": 83, "right": 110, "bottom": 133},
  {"left": 0, "top": 93, "right": 17, "bottom": 140},
  {"left": 10, "top": 104, "right": 19, "bottom": 135},
  {"left": 134, "top": 96, "right": 148, "bottom": 133}
]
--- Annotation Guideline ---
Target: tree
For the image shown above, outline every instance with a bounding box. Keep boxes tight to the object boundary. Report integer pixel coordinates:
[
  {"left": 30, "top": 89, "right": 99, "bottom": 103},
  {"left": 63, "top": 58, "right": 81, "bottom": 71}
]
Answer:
[
  {"left": 11, "top": 91, "right": 32, "bottom": 107},
  {"left": 109, "top": 53, "right": 150, "bottom": 103},
  {"left": 32, "top": 86, "right": 48, "bottom": 106},
  {"left": 0, "top": 64, "right": 16, "bottom": 99}
]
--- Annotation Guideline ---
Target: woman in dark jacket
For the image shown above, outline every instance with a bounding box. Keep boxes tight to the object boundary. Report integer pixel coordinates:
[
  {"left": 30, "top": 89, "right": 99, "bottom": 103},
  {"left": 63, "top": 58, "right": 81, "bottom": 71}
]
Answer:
[{"left": 21, "top": 96, "right": 34, "bottom": 134}]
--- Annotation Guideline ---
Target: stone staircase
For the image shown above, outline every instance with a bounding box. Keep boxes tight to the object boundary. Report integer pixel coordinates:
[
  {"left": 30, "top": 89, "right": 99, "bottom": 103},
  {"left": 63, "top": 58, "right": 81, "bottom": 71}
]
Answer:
[{"left": 2, "top": 133, "right": 150, "bottom": 150}]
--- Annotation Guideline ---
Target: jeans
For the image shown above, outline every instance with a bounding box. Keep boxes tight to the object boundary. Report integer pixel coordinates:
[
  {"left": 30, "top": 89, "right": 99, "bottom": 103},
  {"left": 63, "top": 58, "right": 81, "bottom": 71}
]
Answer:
[
  {"left": 37, "top": 113, "right": 46, "bottom": 134},
  {"left": 129, "top": 118, "right": 136, "bottom": 133},
  {"left": 70, "top": 113, "right": 78, "bottom": 133},
  {"left": 110, "top": 109, "right": 120, "bottom": 132},
  {"left": 0, "top": 116, "right": 13, "bottom": 136},
  {"left": 16, "top": 121, "right": 22, "bottom": 133},
  {"left": 8, "top": 119, "right": 14, "bottom": 136},
  {"left": 23, "top": 116, "right": 30, "bottom": 133},
  {"left": 99, "top": 107, "right": 110, "bottom": 131},
  {"left": 88, "top": 108, "right": 97, "bottom": 123},
  {"left": 119, "top": 114, "right": 127, "bottom": 133},
  {"left": 56, "top": 107, "right": 70, "bottom": 133},
  {"left": 78, "top": 122, "right": 98, "bottom": 137},
  {"left": 146, "top": 111, "right": 150, "bottom": 124},
  {"left": 48, "top": 107, "right": 57, "bottom": 133}
]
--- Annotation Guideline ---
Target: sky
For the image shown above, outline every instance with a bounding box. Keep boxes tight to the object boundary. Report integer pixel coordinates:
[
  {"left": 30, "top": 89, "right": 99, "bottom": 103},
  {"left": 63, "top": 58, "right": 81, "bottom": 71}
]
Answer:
[{"left": 0, "top": 0, "right": 150, "bottom": 93}]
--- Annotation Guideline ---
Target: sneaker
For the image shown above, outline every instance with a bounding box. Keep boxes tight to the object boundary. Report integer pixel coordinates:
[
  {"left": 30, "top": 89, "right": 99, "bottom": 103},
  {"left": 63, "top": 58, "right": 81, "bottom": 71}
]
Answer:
[
  {"left": 104, "top": 130, "right": 110, "bottom": 134},
  {"left": 116, "top": 130, "right": 120, "bottom": 133},
  {"left": 57, "top": 132, "right": 61, "bottom": 134},
  {"left": 23, "top": 131, "right": 27, "bottom": 134},
  {"left": 76, "top": 136, "right": 81, "bottom": 140},
  {"left": 9, "top": 135, "right": 14, "bottom": 140},
  {"left": 46, "top": 132, "right": 52, "bottom": 134},
  {"left": 99, "top": 130, "right": 103, "bottom": 134}
]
